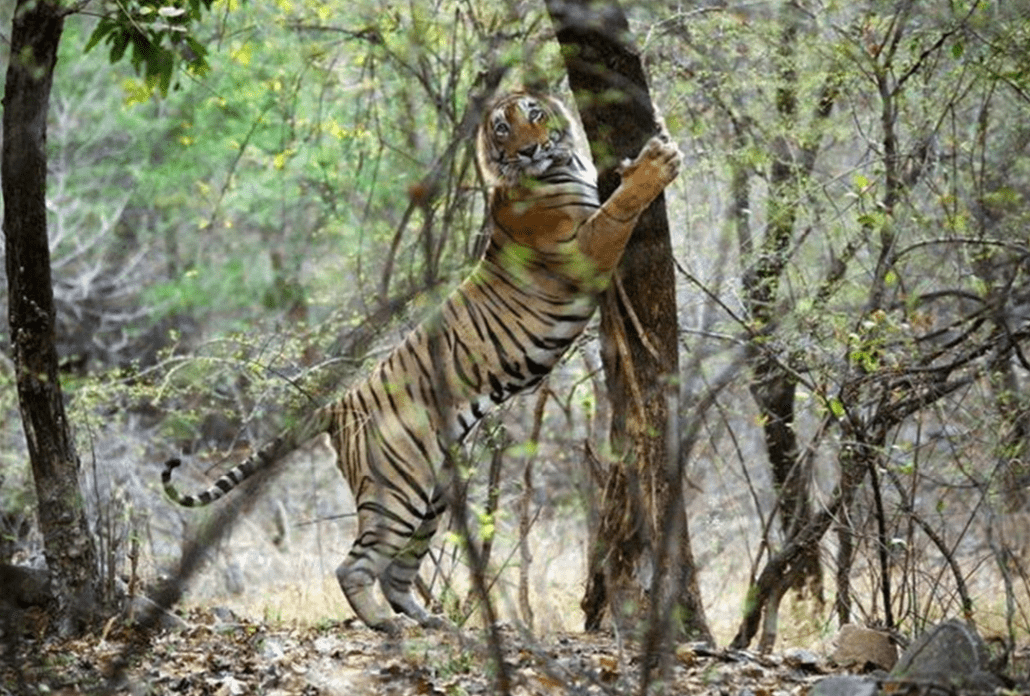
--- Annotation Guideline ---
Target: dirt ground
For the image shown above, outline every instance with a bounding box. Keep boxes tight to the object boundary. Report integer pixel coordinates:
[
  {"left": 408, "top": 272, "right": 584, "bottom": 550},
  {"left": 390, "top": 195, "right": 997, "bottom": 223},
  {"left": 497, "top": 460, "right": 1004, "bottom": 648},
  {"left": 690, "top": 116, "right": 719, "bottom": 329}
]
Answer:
[{"left": 4, "top": 606, "right": 854, "bottom": 695}]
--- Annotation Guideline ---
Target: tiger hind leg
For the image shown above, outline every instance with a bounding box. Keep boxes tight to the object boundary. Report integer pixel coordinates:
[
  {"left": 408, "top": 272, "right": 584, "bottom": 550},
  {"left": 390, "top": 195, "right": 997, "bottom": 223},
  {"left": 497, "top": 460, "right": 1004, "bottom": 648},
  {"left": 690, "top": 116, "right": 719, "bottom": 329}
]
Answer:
[
  {"left": 382, "top": 493, "right": 447, "bottom": 628},
  {"left": 336, "top": 546, "right": 396, "bottom": 634},
  {"left": 336, "top": 504, "right": 411, "bottom": 635},
  {"left": 336, "top": 497, "right": 446, "bottom": 634}
]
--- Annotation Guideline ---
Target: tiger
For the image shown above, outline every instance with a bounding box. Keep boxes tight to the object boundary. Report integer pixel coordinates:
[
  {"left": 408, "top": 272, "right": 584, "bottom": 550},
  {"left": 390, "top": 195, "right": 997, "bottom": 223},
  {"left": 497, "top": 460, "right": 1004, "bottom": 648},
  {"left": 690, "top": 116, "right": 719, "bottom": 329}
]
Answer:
[{"left": 162, "top": 90, "right": 682, "bottom": 634}]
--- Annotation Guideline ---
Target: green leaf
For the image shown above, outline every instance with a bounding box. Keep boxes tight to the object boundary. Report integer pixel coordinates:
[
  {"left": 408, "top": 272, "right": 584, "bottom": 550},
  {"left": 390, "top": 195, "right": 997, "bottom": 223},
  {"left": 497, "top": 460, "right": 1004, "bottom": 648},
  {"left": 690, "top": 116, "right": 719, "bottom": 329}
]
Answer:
[
  {"left": 109, "top": 30, "right": 129, "bottom": 64},
  {"left": 857, "top": 211, "right": 884, "bottom": 229},
  {"left": 84, "top": 18, "right": 116, "bottom": 54},
  {"left": 829, "top": 397, "right": 845, "bottom": 418}
]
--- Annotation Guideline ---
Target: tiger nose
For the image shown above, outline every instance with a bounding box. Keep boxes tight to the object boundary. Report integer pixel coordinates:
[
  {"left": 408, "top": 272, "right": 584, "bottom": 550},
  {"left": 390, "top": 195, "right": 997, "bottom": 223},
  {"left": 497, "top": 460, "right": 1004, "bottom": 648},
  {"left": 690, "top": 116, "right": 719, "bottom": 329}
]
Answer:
[{"left": 518, "top": 144, "right": 537, "bottom": 158}]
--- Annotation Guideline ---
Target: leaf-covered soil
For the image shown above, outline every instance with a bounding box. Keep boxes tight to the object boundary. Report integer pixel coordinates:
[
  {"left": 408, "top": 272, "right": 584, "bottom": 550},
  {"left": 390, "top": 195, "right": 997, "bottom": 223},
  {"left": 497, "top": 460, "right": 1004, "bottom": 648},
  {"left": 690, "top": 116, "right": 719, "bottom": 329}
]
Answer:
[
  {"left": 5, "top": 608, "right": 1030, "bottom": 695},
  {"left": 3, "top": 607, "right": 840, "bottom": 695}
]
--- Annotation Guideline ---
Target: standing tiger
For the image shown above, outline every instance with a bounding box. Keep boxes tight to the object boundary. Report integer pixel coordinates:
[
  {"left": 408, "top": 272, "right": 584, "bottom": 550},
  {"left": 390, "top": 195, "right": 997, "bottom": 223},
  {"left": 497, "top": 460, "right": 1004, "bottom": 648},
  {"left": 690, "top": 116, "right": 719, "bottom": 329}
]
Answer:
[{"left": 162, "top": 90, "right": 682, "bottom": 634}]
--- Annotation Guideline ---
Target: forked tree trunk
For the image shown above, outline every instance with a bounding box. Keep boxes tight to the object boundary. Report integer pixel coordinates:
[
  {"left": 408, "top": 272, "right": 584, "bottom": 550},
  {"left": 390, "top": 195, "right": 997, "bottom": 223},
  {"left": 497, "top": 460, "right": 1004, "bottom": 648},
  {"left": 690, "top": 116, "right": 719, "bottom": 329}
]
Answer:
[
  {"left": 545, "top": 0, "right": 711, "bottom": 644},
  {"left": 3, "top": 0, "right": 99, "bottom": 635}
]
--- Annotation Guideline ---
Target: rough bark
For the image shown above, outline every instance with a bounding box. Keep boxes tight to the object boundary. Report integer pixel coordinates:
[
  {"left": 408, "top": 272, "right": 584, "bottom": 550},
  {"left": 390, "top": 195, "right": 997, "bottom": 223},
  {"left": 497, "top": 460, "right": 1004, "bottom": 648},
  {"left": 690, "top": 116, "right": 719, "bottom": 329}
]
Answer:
[
  {"left": 2, "top": 0, "right": 99, "bottom": 635},
  {"left": 738, "top": 2, "right": 827, "bottom": 609},
  {"left": 545, "top": 0, "right": 711, "bottom": 644}
]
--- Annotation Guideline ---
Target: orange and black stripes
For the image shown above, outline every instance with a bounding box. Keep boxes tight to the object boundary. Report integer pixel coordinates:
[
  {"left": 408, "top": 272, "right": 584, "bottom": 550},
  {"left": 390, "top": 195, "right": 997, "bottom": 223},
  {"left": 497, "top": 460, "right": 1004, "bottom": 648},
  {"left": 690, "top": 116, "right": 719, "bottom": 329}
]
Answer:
[{"left": 160, "top": 90, "right": 681, "bottom": 632}]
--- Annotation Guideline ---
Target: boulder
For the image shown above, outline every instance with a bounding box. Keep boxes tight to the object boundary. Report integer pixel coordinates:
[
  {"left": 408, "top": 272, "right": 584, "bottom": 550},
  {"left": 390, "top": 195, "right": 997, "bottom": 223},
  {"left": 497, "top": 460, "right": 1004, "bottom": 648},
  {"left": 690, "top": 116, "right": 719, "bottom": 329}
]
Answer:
[
  {"left": 831, "top": 624, "right": 897, "bottom": 672},
  {"left": 888, "top": 619, "right": 1005, "bottom": 693}
]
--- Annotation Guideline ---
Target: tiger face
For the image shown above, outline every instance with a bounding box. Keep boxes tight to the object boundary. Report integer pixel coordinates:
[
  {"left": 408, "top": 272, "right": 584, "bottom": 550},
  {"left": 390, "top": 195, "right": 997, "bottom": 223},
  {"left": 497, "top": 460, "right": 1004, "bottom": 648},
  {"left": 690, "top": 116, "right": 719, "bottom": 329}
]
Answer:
[{"left": 477, "top": 92, "right": 577, "bottom": 185}]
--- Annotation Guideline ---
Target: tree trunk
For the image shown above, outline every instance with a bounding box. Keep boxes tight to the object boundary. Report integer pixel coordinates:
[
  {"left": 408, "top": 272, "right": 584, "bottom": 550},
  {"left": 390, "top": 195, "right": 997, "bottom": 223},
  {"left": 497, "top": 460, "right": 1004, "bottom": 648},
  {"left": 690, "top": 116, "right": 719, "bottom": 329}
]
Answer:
[
  {"left": 2, "top": 0, "right": 99, "bottom": 635},
  {"left": 738, "top": 2, "right": 825, "bottom": 609},
  {"left": 733, "top": 427, "right": 872, "bottom": 649},
  {"left": 546, "top": 0, "right": 711, "bottom": 644}
]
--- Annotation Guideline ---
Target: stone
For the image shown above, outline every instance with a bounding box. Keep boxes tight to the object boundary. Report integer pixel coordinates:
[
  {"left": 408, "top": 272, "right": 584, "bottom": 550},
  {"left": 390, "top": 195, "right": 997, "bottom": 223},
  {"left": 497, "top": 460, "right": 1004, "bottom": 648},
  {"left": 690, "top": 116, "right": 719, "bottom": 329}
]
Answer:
[
  {"left": 831, "top": 624, "right": 897, "bottom": 672},
  {"left": 809, "top": 675, "right": 878, "bottom": 696},
  {"left": 783, "top": 647, "right": 822, "bottom": 672},
  {"left": 889, "top": 619, "right": 1004, "bottom": 692}
]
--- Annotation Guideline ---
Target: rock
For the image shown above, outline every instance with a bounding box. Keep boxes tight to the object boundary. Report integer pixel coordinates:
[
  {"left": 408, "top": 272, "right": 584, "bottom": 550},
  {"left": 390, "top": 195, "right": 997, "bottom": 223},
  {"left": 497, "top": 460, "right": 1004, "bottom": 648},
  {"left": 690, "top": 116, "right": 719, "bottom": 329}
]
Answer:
[
  {"left": 210, "top": 606, "right": 239, "bottom": 623},
  {"left": 783, "top": 647, "right": 822, "bottom": 672},
  {"left": 0, "top": 564, "right": 53, "bottom": 640},
  {"left": 261, "top": 636, "right": 286, "bottom": 661},
  {"left": 809, "top": 675, "right": 878, "bottom": 696},
  {"left": 889, "top": 619, "right": 1005, "bottom": 692},
  {"left": 675, "top": 643, "right": 697, "bottom": 667},
  {"left": 831, "top": 624, "right": 897, "bottom": 672},
  {"left": 313, "top": 635, "right": 344, "bottom": 656}
]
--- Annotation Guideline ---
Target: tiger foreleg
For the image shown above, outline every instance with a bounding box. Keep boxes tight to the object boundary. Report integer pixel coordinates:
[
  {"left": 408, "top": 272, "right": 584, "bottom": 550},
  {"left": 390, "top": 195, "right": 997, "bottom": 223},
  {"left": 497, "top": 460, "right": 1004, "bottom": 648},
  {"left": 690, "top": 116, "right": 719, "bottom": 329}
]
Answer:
[
  {"left": 576, "top": 135, "right": 682, "bottom": 276},
  {"left": 610, "top": 134, "right": 682, "bottom": 216},
  {"left": 382, "top": 569, "right": 446, "bottom": 629}
]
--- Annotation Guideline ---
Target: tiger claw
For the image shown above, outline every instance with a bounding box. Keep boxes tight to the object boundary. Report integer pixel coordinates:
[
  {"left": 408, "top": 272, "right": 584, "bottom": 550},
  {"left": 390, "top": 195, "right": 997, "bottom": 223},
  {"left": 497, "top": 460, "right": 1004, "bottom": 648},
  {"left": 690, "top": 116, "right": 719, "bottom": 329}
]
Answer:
[{"left": 616, "top": 136, "right": 682, "bottom": 192}]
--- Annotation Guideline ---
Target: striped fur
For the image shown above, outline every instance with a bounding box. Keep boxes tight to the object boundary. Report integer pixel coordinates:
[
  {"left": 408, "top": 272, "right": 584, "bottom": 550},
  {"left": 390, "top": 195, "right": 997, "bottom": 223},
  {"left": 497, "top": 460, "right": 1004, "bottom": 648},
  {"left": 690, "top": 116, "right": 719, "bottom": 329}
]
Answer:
[{"left": 162, "top": 91, "right": 682, "bottom": 634}]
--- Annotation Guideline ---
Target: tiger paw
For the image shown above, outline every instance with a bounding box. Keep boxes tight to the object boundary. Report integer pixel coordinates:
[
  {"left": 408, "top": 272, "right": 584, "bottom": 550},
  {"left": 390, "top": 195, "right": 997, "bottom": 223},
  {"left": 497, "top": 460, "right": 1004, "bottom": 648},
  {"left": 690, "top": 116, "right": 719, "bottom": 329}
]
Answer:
[
  {"left": 369, "top": 612, "right": 449, "bottom": 636},
  {"left": 617, "top": 135, "right": 682, "bottom": 193},
  {"left": 418, "top": 613, "right": 451, "bottom": 631},
  {"left": 369, "top": 617, "right": 403, "bottom": 637}
]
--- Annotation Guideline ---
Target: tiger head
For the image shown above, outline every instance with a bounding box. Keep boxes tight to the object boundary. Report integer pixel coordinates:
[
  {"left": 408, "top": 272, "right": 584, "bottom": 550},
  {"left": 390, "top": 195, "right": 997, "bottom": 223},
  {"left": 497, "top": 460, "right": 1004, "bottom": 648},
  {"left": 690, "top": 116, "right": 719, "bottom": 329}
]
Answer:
[{"left": 477, "top": 91, "right": 581, "bottom": 186}]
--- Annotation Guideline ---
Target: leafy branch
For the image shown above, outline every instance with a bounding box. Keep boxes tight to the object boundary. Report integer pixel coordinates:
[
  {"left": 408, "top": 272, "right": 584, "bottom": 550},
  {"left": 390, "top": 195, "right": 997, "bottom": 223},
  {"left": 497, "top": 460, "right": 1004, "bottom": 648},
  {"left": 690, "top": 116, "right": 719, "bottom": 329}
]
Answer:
[{"left": 84, "top": 0, "right": 216, "bottom": 95}]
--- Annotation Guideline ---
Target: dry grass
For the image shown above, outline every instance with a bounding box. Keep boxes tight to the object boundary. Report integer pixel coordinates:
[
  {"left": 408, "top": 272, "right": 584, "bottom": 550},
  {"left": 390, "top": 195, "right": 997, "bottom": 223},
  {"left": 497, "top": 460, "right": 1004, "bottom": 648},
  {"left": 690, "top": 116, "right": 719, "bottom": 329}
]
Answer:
[{"left": 133, "top": 408, "right": 1030, "bottom": 651}]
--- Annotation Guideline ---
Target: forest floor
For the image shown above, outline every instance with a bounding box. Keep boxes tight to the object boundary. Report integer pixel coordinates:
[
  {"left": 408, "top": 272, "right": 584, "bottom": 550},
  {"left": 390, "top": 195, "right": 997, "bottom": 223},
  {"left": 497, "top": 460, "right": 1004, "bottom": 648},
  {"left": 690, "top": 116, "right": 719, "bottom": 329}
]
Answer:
[
  {"left": 9, "top": 606, "right": 1030, "bottom": 696},
  {"left": 4, "top": 606, "right": 875, "bottom": 695},
  {"left": 12, "top": 605, "right": 1030, "bottom": 691}
]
